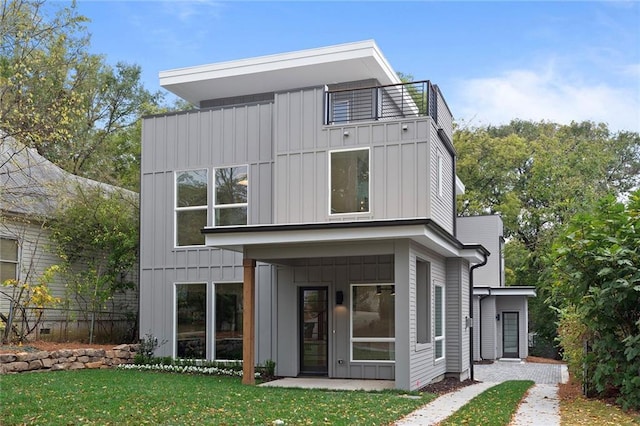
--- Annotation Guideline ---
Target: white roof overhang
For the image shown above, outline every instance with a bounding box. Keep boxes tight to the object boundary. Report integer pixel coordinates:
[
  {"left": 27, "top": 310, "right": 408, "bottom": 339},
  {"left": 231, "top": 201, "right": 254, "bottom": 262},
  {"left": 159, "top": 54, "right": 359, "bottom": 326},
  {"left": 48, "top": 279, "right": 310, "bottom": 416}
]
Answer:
[
  {"left": 159, "top": 40, "right": 401, "bottom": 105},
  {"left": 473, "top": 286, "right": 537, "bottom": 297},
  {"left": 203, "top": 219, "right": 489, "bottom": 264}
]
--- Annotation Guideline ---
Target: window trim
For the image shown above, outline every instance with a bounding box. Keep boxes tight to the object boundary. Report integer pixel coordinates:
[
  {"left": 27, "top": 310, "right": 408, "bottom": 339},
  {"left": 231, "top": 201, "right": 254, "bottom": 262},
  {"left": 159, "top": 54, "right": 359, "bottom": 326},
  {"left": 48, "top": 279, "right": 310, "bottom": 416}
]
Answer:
[
  {"left": 174, "top": 168, "right": 209, "bottom": 248},
  {"left": 213, "top": 164, "right": 249, "bottom": 227},
  {"left": 328, "top": 147, "right": 371, "bottom": 217},
  {"left": 0, "top": 236, "right": 19, "bottom": 284},
  {"left": 349, "top": 283, "right": 395, "bottom": 363},
  {"left": 434, "top": 282, "right": 445, "bottom": 361}
]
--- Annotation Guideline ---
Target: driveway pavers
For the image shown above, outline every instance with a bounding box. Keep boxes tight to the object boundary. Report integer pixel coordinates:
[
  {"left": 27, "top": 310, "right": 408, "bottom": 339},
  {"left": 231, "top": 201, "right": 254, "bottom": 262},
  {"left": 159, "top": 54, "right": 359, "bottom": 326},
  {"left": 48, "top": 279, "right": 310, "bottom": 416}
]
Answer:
[{"left": 474, "top": 360, "right": 565, "bottom": 384}]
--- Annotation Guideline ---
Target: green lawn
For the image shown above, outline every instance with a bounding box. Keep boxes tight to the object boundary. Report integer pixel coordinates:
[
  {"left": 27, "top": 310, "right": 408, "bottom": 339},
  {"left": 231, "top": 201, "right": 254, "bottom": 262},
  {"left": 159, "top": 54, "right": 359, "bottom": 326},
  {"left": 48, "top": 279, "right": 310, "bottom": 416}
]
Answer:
[
  {"left": 0, "top": 370, "right": 434, "bottom": 425},
  {"left": 440, "top": 380, "right": 534, "bottom": 426}
]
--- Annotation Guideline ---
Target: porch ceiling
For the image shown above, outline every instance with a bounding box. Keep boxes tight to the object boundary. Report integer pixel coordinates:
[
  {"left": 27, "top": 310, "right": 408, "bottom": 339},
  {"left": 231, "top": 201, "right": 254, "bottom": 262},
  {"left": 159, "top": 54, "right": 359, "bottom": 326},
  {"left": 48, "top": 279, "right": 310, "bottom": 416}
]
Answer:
[{"left": 202, "top": 218, "right": 488, "bottom": 264}]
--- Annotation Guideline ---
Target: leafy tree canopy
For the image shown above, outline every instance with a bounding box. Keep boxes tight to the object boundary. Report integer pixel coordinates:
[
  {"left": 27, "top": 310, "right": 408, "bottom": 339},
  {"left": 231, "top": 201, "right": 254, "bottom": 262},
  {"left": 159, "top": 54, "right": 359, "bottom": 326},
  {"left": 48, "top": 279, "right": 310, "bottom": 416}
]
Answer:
[
  {"left": 1, "top": 0, "right": 162, "bottom": 190},
  {"left": 548, "top": 190, "right": 640, "bottom": 409}
]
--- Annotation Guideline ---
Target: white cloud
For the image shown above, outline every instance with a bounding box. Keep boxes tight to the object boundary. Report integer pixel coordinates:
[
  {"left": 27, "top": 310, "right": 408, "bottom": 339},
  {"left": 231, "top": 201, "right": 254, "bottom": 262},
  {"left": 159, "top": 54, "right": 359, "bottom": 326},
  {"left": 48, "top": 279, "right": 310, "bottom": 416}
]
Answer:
[{"left": 454, "top": 66, "right": 640, "bottom": 133}]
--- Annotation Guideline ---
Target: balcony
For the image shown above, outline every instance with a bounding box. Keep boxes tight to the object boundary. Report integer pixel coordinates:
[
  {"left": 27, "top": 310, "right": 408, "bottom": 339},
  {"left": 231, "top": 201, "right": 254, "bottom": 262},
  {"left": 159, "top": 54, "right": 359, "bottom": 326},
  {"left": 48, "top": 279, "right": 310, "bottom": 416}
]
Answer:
[{"left": 325, "top": 80, "right": 440, "bottom": 126}]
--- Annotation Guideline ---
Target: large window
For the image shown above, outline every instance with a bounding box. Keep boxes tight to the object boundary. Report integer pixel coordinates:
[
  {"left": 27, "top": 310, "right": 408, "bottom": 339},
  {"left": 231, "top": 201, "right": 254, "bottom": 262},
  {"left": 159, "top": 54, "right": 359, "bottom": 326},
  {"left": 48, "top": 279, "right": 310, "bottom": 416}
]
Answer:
[
  {"left": 351, "top": 284, "right": 395, "bottom": 361},
  {"left": 175, "top": 169, "right": 208, "bottom": 246},
  {"left": 435, "top": 283, "right": 445, "bottom": 360},
  {"left": 214, "top": 166, "right": 248, "bottom": 226},
  {"left": 330, "top": 149, "right": 369, "bottom": 214},
  {"left": 215, "top": 283, "right": 243, "bottom": 360},
  {"left": 176, "top": 283, "right": 207, "bottom": 359},
  {"left": 0, "top": 238, "right": 18, "bottom": 284}
]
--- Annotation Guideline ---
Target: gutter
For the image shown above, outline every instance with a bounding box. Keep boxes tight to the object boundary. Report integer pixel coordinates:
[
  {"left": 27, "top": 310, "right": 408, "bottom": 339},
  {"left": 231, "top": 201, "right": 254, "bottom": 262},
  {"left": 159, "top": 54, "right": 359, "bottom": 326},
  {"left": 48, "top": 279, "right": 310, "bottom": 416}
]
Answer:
[{"left": 469, "top": 251, "right": 488, "bottom": 381}]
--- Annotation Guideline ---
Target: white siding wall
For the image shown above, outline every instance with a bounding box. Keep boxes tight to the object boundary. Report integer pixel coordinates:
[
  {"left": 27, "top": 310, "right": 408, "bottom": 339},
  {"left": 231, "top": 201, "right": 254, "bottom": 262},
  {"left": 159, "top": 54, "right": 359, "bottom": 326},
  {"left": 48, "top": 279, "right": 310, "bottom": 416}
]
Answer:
[{"left": 458, "top": 216, "right": 503, "bottom": 286}]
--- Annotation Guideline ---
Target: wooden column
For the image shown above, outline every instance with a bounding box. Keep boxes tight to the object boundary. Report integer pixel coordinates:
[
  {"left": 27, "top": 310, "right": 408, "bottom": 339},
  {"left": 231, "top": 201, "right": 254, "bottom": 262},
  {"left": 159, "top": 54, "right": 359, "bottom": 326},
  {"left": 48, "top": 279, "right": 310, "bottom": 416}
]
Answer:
[{"left": 242, "top": 258, "right": 256, "bottom": 385}]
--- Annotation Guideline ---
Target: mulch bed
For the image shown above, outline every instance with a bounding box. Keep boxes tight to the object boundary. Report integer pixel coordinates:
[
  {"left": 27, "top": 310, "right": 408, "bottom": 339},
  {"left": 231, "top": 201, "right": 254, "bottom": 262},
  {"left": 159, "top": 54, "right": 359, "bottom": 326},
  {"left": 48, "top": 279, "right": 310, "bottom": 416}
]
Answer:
[
  {"left": 0, "top": 341, "right": 117, "bottom": 354},
  {"left": 419, "top": 377, "right": 479, "bottom": 395}
]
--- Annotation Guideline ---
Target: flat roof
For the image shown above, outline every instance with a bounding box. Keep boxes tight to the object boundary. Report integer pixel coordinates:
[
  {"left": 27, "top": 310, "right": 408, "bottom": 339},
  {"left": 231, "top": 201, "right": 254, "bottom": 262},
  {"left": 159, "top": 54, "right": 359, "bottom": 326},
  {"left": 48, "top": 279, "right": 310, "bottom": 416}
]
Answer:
[{"left": 159, "top": 40, "right": 401, "bottom": 105}]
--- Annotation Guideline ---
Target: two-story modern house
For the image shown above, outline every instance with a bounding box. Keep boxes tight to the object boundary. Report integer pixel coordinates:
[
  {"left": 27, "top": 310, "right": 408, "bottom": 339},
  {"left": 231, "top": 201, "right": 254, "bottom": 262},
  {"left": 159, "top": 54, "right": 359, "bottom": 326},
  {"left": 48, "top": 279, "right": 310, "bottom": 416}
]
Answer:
[{"left": 140, "top": 40, "right": 505, "bottom": 390}]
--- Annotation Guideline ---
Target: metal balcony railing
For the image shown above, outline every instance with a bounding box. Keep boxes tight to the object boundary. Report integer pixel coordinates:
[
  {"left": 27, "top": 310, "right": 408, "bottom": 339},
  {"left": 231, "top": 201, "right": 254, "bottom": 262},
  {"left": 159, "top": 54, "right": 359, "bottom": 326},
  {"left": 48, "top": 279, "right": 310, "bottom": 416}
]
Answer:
[{"left": 325, "top": 80, "right": 438, "bottom": 126}]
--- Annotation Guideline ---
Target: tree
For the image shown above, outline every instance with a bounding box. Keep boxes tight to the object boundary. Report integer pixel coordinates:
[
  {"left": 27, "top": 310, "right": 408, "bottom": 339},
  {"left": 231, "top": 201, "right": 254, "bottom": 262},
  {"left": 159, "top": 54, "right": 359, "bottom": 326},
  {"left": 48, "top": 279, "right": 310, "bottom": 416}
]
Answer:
[
  {"left": 454, "top": 120, "right": 640, "bottom": 350},
  {"left": 48, "top": 185, "right": 138, "bottom": 343},
  {"left": 549, "top": 191, "right": 640, "bottom": 409},
  {"left": 1, "top": 0, "right": 89, "bottom": 150},
  {"left": 1, "top": 0, "right": 162, "bottom": 190}
]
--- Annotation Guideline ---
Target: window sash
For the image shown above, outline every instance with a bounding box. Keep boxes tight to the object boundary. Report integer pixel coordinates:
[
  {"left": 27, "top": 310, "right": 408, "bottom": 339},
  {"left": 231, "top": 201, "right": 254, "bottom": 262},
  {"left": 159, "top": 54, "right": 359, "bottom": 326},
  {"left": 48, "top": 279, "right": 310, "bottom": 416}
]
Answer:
[
  {"left": 0, "top": 238, "right": 18, "bottom": 284},
  {"left": 330, "top": 148, "right": 370, "bottom": 215},
  {"left": 175, "top": 170, "right": 208, "bottom": 247},
  {"left": 214, "top": 166, "right": 248, "bottom": 226},
  {"left": 350, "top": 283, "right": 395, "bottom": 362}
]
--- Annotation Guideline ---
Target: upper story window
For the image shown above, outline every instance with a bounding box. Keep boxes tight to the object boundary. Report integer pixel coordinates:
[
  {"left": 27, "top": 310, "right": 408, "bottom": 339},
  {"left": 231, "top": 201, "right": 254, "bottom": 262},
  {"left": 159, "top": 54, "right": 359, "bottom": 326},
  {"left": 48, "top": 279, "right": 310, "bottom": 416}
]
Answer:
[
  {"left": 214, "top": 166, "right": 248, "bottom": 226},
  {"left": 175, "top": 169, "right": 208, "bottom": 247},
  {"left": 330, "top": 148, "right": 369, "bottom": 214},
  {"left": 0, "top": 237, "right": 18, "bottom": 284}
]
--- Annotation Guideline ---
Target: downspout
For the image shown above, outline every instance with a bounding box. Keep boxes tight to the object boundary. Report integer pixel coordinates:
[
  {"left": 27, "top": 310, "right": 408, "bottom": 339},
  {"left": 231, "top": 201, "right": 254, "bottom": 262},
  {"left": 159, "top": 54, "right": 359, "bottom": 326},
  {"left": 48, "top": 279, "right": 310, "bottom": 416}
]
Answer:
[{"left": 469, "top": 252, "right": 488, "bottom": 381}]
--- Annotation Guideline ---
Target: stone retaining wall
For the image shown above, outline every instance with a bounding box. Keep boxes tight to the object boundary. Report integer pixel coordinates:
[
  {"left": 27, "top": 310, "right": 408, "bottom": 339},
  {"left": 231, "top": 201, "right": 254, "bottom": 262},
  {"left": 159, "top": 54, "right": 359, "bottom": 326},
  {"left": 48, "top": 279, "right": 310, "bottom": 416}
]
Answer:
[{"left": 0, "top": 344, "right": 139, "bottom": 374}]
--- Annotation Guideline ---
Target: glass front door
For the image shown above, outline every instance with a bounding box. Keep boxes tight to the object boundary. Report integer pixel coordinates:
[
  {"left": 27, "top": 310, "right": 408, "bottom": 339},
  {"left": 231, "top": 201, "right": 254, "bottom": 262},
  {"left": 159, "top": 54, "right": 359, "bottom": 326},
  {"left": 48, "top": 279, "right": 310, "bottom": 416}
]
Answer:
[
  {"left": 299, "top": 287, "right": 328, "bottom": 375},
  {"left": 502, "top": 312, "right": 519, "bottom": 358}
]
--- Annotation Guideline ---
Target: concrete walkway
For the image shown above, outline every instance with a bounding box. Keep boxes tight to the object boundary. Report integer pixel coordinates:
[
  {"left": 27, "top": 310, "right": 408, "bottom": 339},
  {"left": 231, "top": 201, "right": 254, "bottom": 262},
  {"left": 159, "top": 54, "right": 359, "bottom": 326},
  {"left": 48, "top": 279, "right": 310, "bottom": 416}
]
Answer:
[
  {"left": 396, "top": 361, "right": 567, "bottom": 426},
  {"left": 395, "top": 381, "right": 498, "bottom": 425}
]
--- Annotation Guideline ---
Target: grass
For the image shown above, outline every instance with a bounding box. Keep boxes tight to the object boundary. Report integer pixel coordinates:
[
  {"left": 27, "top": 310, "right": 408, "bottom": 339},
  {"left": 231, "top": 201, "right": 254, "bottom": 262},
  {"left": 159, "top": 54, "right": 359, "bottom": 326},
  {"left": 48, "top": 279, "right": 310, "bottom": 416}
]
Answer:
[
  {"left": 559, "top": 381, "right": 640, "bottom": 425},
  {"left": 0, "top": 369, "right": 435, "bottom": 425},
  {"left": 440, "top": 380, "right": 534, "bottom": 426}
]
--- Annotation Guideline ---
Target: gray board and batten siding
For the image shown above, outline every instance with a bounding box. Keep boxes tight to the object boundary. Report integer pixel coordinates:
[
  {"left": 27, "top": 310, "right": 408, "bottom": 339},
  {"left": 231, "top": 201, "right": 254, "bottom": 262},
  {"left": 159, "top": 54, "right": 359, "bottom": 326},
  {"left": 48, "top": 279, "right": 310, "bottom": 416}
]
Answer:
[{"left": 140, "top": 80, "right": 458, "bottom": 380}]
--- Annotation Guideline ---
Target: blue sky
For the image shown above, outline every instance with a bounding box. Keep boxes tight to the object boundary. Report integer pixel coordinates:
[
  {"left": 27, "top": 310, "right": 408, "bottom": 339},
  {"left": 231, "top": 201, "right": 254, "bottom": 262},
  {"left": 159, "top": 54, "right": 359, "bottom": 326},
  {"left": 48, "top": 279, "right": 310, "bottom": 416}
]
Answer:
[{"left": 73, "top": 1, "right": 639, "bottom": 132}]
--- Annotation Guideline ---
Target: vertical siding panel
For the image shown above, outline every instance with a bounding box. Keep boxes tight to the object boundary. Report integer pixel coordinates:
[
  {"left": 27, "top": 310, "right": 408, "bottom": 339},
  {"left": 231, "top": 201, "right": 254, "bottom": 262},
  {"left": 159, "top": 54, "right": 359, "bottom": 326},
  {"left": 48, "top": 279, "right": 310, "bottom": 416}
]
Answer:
[
  {"left": 385, "top": 145, "right": 399, "bottom": 218},
  {"left": 401, "top": 143, "right": 416, "bottom": 217}
]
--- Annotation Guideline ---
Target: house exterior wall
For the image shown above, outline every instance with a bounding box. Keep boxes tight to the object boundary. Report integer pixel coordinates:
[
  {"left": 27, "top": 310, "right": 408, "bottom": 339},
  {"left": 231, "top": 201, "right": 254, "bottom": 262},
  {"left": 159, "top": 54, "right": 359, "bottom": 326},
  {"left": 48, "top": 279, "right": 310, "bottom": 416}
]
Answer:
[
  {"left": 140, "top": 103, "right": 275, "bottom": 359},
  {"left": 458, "top": 216, "right": 503, "bottom": 286},
  {"left": 274, "top": 254, "right": 395, "bottom": 380},
  {"left": 406, "top": 243, "right": 448, "bottom": 390},
  {"left": 479, "top": 296, "right": 497, "bottom": 360},
  {"left": 273, "top": 86, "right": 455, "bottom": 233},
  {"left": 1, "top": 217, "right": 138, "bottom": 341}
]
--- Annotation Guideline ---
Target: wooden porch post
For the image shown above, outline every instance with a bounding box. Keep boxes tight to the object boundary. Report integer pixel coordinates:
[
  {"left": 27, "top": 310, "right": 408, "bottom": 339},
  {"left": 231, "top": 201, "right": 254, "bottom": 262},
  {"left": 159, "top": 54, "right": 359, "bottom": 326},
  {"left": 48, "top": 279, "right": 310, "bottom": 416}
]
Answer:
[{"left": 242, "top": 258, "right": 256, "bottom": 385}]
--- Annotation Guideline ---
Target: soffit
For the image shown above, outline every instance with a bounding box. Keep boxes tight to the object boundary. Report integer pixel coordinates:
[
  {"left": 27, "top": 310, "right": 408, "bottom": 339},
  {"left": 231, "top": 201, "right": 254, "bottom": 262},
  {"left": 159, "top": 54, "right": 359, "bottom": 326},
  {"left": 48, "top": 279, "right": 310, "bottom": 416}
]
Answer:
[
  {"left": 202, "top": 219, "right": 488, "bottom": 264},
  {"left": 159, "top": 40, "right": 401, "bottom": 105}
]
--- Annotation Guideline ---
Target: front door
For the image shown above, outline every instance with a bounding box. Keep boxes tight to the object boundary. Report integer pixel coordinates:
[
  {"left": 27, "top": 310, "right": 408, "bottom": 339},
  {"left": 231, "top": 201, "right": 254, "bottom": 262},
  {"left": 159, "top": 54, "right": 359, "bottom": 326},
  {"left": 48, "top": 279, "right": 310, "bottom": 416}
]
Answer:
[
  {"left": 502, "top": 312, "right": 519, "bottom": 358},
  {"left": 299, "top": 287, "right": 328, "bottom": 375}
]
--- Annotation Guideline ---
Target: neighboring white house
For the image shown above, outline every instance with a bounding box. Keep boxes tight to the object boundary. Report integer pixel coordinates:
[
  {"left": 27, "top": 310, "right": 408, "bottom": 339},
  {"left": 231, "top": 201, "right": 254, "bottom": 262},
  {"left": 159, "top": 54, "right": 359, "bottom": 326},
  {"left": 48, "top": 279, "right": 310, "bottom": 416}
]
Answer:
[
  {"left": 457, "top": 215, "right": 536, "bottom": 361},
  {"left": 0, "top": 138, "right": 138, "bottom": 342},
  {"left": 139, "top": 40, "right": 532, "bottom": 390}
]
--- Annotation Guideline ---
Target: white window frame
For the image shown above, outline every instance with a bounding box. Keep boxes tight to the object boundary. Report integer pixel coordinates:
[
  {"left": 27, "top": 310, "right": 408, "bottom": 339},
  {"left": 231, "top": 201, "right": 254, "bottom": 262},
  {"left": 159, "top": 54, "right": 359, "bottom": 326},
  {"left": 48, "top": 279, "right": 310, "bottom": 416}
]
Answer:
[
  {"left": 328, "top": 147, "right": 371, "bottom": 216},
  {"left": 349, "top": 283, "right": 395, "bottom": 363},
  {"left": 213, "top": 165, "right": 249, "bottom": 227},
  {"left": 174, "top": 168, "right": 209, "bottom": 248},
  {"left": 434, "top": 282, "right": 445, "bottom": 361},
  {"left": 0, "top": 237, "right": 19, "bottom": 284}
]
